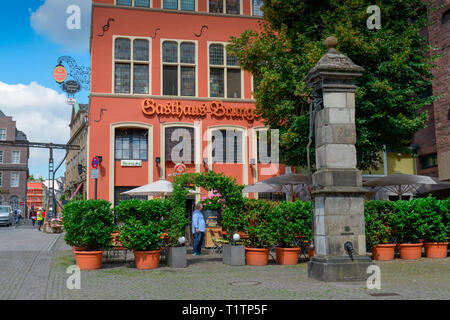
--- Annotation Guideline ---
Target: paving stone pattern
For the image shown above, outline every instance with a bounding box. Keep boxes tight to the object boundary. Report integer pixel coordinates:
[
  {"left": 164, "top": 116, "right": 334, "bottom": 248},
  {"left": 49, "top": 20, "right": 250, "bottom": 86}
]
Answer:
[{"left": 1, "top": 226, "right": 449, "bottom": 300}]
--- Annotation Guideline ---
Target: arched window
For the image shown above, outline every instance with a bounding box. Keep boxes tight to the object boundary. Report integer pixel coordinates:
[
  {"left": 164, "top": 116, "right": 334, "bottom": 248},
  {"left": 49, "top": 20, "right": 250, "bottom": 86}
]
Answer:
[
  {"left": 9, "top": 196, "right": 19, "bottom": 210},
  {"left": 164, "top": 126, "right": 195, "bottom": 164},
  {"left": 211, "top": 129, "right": 243, "bottom": 163},
  {"left": 443, "top": 9, "right": 450, "bottom": 24},
  {"left": 115, "top": 128, "right": 148, "bottom": 160}
]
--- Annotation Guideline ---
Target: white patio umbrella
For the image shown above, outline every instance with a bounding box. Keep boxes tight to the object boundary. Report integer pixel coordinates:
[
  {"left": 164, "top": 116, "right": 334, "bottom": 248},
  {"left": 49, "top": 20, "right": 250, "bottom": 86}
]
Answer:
[
  {"left": 242, "top": 182, "right": 283, "bottom": 193},
  {"left": 363, "top": 172, "right": 446, "bottom": 200},
  {"left": 121, "top": 179, "right": 198, "bottom": 197},
  {"left": 258, "top": 173, "right": 308, "bottom": 201}
]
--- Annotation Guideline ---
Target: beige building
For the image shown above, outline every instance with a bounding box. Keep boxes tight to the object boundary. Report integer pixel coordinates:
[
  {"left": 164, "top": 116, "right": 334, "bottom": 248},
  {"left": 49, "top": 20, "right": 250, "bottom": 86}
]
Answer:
[{"left": 64, "top": 103, "right": 88, "bottom": 200}]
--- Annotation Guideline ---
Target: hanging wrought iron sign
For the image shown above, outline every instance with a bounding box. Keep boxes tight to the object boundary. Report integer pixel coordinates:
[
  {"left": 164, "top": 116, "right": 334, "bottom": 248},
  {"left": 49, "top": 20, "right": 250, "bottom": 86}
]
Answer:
[{"left": 62, "top": 80, "right": 81, "bottom": 95}]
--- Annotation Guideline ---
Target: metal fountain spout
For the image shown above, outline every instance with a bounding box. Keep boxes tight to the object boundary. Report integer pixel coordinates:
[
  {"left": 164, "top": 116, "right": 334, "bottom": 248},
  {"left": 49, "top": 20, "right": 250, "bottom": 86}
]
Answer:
[{"left": 344, "top": 241, "right": 355, "bottom": 261}]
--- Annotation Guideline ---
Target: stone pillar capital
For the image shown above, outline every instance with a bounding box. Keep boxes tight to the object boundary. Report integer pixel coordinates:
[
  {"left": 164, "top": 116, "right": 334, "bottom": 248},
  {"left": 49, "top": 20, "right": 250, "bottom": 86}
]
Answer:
[{"left": 305, "top": 37, "right": 365, "bottom": 93}]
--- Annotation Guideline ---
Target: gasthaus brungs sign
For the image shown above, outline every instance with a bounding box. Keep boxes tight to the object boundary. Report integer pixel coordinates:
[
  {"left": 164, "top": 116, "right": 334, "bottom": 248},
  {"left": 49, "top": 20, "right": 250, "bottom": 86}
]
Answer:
[{"left": 142, "top": 99, "right": 259, "bottom": 121}]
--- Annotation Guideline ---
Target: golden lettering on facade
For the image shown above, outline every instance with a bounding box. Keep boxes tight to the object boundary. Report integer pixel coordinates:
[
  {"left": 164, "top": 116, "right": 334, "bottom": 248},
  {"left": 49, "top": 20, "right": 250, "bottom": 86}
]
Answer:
[{"left": 142, "top": 99, "right": 258, "bottom": 121}]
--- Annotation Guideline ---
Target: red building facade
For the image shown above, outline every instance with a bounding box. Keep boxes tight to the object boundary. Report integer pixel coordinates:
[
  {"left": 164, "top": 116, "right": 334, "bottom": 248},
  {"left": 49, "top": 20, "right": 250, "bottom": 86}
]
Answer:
[
  {"left": 27, "top": 182, "right": 44, "bottom": 212},
  {"left": 88, "top": 0, "right": 283, "bottom": 204}
]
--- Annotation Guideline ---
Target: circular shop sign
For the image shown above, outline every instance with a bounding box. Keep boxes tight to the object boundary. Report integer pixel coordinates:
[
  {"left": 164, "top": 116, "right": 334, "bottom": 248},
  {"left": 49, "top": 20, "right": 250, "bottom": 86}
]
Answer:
[
  {"left": 91, "top": 157, "right": 99, "bottom": 169},
  {"left": 53, "top": 65, "right": 67, "bottom": 83},
  {"left": 62, "top": 80, "right": 81, "bottom": 94},
  {"left": 174, "top": 163, "right": 186, "bottom": 175}
]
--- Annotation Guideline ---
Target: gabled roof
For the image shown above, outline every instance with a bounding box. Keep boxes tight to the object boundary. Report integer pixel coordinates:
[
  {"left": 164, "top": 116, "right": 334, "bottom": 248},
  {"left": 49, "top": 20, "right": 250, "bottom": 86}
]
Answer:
[{"left": 15, "top": 129, "right": 27, "bottom": 141}]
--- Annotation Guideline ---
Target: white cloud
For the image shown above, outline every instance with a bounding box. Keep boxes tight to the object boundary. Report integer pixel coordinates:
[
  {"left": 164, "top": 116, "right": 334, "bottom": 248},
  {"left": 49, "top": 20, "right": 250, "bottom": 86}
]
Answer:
[
  {"left": 30, "top": 0, "right": 92, "bottom": 52},
  {"left": 0, "top": 81, "right": 71, "bottom": 178}
]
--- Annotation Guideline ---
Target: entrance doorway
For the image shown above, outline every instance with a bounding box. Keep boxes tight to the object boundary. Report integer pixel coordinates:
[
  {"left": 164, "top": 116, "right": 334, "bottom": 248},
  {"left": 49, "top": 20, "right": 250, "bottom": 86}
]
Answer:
[{"left": 185, "top": 197, "right": 195, "bottom": 246}]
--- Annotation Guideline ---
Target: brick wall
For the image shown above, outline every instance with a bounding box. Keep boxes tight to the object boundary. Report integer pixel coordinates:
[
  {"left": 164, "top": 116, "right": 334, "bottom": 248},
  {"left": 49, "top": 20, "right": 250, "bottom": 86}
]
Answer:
[
  {"left": 429, "top": 1, "right": 450, "bottom": 180},
  {"left": 413, "top": 0, "right": 450, "bottom": 180}
]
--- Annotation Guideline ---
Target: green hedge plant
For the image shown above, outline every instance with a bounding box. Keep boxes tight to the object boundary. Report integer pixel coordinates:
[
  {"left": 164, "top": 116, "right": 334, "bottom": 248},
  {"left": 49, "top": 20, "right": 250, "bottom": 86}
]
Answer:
[
  {"left": 267, "top": 200, "right": 311, "bottom": 248},
  {"left": 63, "top": 199, "right": 116, "bottom": 250},
  {"left": 418, "top": 198, "right": 449, "bottom": 243},
  {"left": 115, "top": 199, "right": 169, "bottom": 251},
  {"left": 241, "top": 199, "right": 278, "bottom": 248},
  {"left": 364, "top": 200, "right": 395, "bottom": 248},
  {"left": 119, "top": 218, "right": 165, "bottom": 251}
]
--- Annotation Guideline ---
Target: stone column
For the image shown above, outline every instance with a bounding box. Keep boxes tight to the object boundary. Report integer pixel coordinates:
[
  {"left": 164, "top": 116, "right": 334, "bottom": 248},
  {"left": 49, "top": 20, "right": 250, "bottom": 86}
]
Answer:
[{"left": 305, "top": 37, "right": 373, "bottom": 282}]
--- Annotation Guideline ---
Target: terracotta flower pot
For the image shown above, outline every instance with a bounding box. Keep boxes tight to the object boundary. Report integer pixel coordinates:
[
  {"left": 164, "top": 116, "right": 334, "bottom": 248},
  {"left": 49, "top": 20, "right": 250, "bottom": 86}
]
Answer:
[
  {"left": 134, "top": 250, "right": 161, "bottom": 270},
  {"left": 372, "top": 244, "right": 396, "bottom": 261},
  {"left": 74, "top": 250, "right": 104, "bottom": 270},
  {"left": 424, "top": 242, "right": 448, "bottom": 258},
  {"left": 245, "top": 247, "right": 270, "bottom": 266},
  {"left": 307, "top": 246, "right": 315, "bottom": 259},
  {"left": 275, "top": 247, "right": 300, "bottom": 265},
  {"left": 398, "top": 243, "right": 423, "bottom": 260}
]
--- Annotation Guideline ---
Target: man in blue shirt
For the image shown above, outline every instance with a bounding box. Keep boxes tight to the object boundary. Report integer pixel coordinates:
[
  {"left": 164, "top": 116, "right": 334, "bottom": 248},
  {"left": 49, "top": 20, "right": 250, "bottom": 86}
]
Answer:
[{"left": 192, "top": 203, "right": 206, "bottom": 256}]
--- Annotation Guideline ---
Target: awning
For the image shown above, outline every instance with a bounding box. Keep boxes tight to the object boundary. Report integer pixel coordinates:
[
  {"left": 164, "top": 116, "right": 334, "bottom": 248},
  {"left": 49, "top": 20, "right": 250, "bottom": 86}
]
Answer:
[{"left": 70, "top": 182, "right": 83, "bottom": 200}]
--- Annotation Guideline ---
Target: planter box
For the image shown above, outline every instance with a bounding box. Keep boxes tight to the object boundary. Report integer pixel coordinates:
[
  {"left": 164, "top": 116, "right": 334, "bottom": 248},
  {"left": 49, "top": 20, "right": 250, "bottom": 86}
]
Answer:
[
  {"left": 167, "top": 246, "right": 187, "bottom": 268},
  {"left": 223, "top": 244, "right": 245, "bottom": 266}
]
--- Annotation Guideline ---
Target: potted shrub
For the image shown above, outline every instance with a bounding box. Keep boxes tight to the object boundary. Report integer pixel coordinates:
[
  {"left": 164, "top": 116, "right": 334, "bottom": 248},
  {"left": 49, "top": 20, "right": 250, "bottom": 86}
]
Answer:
[
  {"left": 115, "top": 199, "right": 169, "bottom": 269},
  {"left": 242, "top": 199, "right": 277, "bottom": 266},
  {"left": 390, "top": 199, "right": 425, "bottom": 260},
  {"left": 268, "top": 200, "right": 311, "bottom": 265},
  {"left": 63, "top": 200, "right": 116, "bottom": 270},
  {"left": 365, "top": 200, "right": 396, "bottom": 261},
  {"left": 421, "top": 198, "right": 449, "bottom": 258}
]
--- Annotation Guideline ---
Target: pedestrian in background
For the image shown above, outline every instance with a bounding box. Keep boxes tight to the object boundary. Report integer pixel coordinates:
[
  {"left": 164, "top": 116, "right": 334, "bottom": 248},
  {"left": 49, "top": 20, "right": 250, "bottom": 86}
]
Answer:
[
  {"left": 191, "top": 203, "right": 206, "bottom": 256},
  {"left": 13, "top": 209, "right": 19, "bottom": 225},
  {"left": 30, "top": 210, "right": 37, "bottom": 227},
  {"left": 37, "top": 209, "right": 43, "bottom": 231}
]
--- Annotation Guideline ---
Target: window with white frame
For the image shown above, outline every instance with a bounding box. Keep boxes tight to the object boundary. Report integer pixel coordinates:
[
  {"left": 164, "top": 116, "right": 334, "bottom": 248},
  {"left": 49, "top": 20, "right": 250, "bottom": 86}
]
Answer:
[
  {"left": 209, "top": 0, "right": 240, "bottom": 14},
  {"left": 162, "top": 41, "right": 196, "bottom": 96},
  {"left": 209, "top": 44, "right": 241, "bottom": 98},
  {"left": 0, "top": 151, "right": 3, "bottom": 164},
  {"left": 12, "top": 151, "right": 20, "bottom": 164},
  {"left": 11, "top": 172, "right": 19, "bottom": 188},
  {"left": 0, "top": 129, "right": 6, "bottom": 141},
  {"left": 116, "top": 0, "right": 150, "bottom": 7},
  {"left": 114, "top": 37, "right": 151, "bottom": 94},
  {"left": 252, "top": 0, "right": 263, "bottom": 16},
  {"left": 163, "top": 0, "right": 195, "bottom": 11},
  {"left": 0, "top": 172, "right": 2, "bottom": 187},
  {"left": 211, "top": 129, "right": 242, "bottom": 163}
]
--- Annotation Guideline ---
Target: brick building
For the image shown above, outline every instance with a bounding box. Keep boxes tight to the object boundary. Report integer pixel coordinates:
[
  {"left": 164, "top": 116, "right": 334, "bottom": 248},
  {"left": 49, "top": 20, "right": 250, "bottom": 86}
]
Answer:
[
  {"left": 27, "top": 181, "right": 44, "bottom": 212},
  {"left": 413, "top": 1, "right": 450, "bottom": 181},
  {"left": 0, "top": 110, "right": 29, "bottom": 214}
]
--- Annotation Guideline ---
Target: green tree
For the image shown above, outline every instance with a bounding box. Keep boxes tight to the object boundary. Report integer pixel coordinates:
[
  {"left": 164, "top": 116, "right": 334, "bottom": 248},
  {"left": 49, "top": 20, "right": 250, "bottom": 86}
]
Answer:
[{"left": 228, "top": 0, "right": 437, "bottom": 170}]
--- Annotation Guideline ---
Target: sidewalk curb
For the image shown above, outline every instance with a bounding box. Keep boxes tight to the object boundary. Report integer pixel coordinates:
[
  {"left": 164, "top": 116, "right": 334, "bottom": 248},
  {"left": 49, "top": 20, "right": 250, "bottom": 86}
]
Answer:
[{"left": 48, "top": 232, "right": 63, "bottom": 252}]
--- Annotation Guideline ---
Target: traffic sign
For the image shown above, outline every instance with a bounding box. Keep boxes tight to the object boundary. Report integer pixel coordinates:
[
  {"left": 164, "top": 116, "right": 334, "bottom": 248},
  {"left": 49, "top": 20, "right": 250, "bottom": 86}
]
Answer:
[
  {"left": 91, "top": 169, "right": 99, "bottom": 179},
  {"left": 91, "top": 157, "right": 99, "bottom": 169}
]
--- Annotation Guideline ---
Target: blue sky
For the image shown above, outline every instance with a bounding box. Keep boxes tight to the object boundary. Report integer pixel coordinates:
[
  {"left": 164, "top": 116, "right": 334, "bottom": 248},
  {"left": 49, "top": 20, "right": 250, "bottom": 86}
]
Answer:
[{"left": 0, "top": 0, "right": 91, "bottom": 179}]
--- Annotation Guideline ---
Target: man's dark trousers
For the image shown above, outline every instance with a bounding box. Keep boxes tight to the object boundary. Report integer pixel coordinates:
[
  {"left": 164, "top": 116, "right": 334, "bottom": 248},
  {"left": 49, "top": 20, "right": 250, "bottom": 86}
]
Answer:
[{"left": 193, "top": 232, "right": 204, "bottom": 254}]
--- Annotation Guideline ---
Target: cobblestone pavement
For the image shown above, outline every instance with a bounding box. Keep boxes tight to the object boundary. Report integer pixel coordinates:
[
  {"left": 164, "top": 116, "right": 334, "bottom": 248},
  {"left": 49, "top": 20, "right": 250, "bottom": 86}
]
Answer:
[
  {"left": 1, "top": 227, "right": 449, "bottom": 300},
  {"left": 0, "top": 224, "right": 60, "bottom": 299},
  {"left": 47, "top": 235, "right": 449, "bottom": 300}
]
